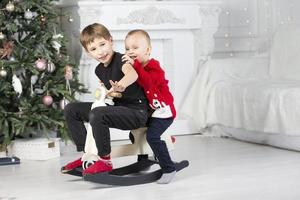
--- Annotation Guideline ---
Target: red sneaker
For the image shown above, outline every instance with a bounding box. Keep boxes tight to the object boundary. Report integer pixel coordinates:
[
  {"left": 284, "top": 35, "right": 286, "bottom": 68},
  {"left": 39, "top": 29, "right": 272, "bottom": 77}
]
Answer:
[
  {"left": 61, "top": 157, "right": 83, "bottom": 173},
  {"left": 83, "top": 159, "right": 112, "bottom": 175}
]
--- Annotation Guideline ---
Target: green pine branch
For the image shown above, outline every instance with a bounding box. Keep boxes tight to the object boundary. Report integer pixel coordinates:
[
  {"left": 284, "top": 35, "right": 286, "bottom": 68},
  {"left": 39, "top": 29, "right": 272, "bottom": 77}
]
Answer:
[{"left": 0, "top": 0, "right": 87, "bottom": 146}]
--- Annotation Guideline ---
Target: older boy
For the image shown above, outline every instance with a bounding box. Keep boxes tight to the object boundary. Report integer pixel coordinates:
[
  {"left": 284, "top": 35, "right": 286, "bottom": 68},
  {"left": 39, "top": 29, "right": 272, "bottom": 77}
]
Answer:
[{"left": 62, "top": 23, "right": 149, "bottom": 175}]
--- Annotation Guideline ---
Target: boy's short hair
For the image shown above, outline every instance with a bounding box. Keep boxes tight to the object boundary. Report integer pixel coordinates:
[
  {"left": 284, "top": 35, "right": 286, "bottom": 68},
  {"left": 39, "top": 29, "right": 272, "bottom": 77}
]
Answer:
[
  {"left": 80, "top": 23, "right": 112, "bottom": 50},
  {"left": 126, "top": 29, "right": 151, "bottom": 45}
]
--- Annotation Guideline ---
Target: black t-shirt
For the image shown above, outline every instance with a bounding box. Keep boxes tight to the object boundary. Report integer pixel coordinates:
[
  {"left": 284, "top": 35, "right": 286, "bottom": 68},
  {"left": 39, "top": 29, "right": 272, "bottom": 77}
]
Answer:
[{"left": 95, "top": 52, "right": 148, "bottom": 110}]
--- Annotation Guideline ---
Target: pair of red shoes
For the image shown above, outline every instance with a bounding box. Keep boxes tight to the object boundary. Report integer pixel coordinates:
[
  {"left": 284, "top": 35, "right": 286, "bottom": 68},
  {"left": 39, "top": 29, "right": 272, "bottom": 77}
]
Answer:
[{"left": 62, "top": 157, "right": 112, "bottom": 175}]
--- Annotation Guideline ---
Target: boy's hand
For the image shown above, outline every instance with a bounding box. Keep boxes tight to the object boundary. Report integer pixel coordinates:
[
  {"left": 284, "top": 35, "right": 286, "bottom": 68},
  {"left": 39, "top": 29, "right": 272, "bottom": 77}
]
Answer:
[
  {"left": 122, "top": 55, "right": 134, "bottom": 65},
  {"left": 106, "top": 90, "right": 122, "bottom": 98},
  {"left": 109, "top": 80, "right": 125, "bottom": 92},
  {"left": 99, "top": 80, "right": 104, "bottom": 86}
]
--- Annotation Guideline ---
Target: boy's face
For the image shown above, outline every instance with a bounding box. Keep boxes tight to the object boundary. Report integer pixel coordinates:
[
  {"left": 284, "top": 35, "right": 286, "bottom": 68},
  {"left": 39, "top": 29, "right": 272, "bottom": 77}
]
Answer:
[
  {"left": 125, "top": 33, "right": 151, "bottom": 65},
  {"left": 86, "top": 37, "right": 113, "bottom": 66}
]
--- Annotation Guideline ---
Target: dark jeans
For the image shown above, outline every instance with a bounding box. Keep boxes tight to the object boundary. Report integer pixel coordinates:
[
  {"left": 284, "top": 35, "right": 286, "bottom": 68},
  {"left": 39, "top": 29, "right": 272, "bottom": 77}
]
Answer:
[
  {"left": 64, "top": 102, "right": 148, "bottom": 157},
  {"left": 146, "top": 117, "right": 175, "bottom": 173}
]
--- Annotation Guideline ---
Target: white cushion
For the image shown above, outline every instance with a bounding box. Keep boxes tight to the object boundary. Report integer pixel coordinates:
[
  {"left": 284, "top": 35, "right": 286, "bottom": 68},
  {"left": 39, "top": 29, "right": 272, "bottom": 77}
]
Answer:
[{"left": 269, "top": 25, "right": 300, "bottom": 80}]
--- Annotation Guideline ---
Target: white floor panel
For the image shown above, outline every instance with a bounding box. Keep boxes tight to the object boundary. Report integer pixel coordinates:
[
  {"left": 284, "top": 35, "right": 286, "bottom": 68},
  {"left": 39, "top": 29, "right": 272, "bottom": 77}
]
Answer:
[{"left": 1, "top": 135, "right": 300, "bottom": 200}]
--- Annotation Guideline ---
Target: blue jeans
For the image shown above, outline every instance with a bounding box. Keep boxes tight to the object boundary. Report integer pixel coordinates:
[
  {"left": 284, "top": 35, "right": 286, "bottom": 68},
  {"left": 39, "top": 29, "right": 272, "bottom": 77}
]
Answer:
[{"left": 146, "top": 117, "right": 175, "bottom": 173}]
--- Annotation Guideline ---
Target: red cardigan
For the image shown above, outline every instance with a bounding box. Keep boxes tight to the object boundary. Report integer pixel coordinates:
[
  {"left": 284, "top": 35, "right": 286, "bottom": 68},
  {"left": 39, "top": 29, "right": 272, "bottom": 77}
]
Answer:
[{"left": 133, "top": 59, "right": 176, "bottom": 118}]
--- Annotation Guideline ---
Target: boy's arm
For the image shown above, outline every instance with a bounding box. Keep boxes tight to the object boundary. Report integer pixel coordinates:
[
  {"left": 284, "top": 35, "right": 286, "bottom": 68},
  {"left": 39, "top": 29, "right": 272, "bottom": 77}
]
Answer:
[
  {"left": 109, "top": 63, "right": 138, "bottom": 92},
  {"left": 133, "top": 60, "right": 164, "bottom": 90}
]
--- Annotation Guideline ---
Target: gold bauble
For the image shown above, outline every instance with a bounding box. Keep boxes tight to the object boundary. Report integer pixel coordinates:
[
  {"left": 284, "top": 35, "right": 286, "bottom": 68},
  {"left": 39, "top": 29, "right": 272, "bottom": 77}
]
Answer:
[
  {"left": 0, "top": 32, "right": 5, "bottom": 40},
  {"left": 0, "top": 68, "right": 7, "bottom": 78},
  {"left": 40, "top": 15, "right": 46, "bottom": 22},
  {"left": 5, "top": 1, "right": 15, "bottom": 12}
]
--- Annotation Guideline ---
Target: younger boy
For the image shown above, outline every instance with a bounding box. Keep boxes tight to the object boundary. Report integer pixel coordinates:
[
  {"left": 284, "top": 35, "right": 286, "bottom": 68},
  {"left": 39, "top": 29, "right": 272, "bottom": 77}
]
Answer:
[
  {"left": 62, "top": 23, "right": 149, "bottom": 175},
  {"left": 120, "top": 29, "right": 177, "bottom": 184}
]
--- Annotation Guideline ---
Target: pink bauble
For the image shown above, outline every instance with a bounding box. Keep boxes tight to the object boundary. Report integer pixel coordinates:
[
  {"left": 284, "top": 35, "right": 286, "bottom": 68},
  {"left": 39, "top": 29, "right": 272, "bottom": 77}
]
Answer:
[
  {"left": 42, "top": 95, "right": 53, "bottom": 106},
  {"left": 35, "top": 58, "right": 47, "bottom": 71}
]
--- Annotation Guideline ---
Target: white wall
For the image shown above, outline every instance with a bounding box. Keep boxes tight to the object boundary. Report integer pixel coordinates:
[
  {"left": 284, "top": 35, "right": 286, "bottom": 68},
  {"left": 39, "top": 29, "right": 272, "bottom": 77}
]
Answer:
[
  {"left": 58, "top": 0, "right": 221, "bottom": 137},
  {"left": 211, "top": 0, "right": 300, "bottom": 57},
  {"left": 164, "top": 0, "right": 300, "bottom": 57},
  {"left": 59, "top": 0, "right": 300, "bottom": 58}
]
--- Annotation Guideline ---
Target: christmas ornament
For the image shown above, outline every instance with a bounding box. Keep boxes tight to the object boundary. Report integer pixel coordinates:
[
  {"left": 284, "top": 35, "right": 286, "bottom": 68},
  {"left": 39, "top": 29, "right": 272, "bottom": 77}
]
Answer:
[
  {"left": 64, "top": 65, "right": 73, "bottom": 80},
  {"left": 24, "top": 9, "right": 33, "bottom": 20},
  {"left": 52, "top": 103, "right": 58, "bottom": 109},
  {"left": 35, "top": 58, "right": 47, "bottom": 71},
  {"left": 0, "top": 68, "right": 7, "bottom": 77},
  {"left": 34, "top": 88, "right": 44, "bottom": 94},
  {"left": 52, "top": 41, "right": 61, "bottom": 53},
  {"left": 30, "top": 75, "right": 38, "bottom": 85},
  {"left": 59, "top": 98, "right": 70, "bottom": 109},
  {"left": 40, "top": 15, "right": 46, "bottom": 22},
  {"left": 12, "top": 74, "right": 22, "bottom": 97},
  {"left": 0, "top": 32, "right": 5, "bottom": 40},
  {"left": 52, "top": 33, "right": 63, "bottom": 39},
  {"left": 79, "top": 85, "right": 84, "bottom": 90},
  {"left": 0, "top": 41, "right": 14, "bottom": 59},
  {"left": 5, "top": 2, "right": 15, "bottom": 12},
  {"left": 42, "top": 95, "right": 53, "bottom": 106},
  {"left": 68, "top": 16, "right": 74, "bottom": 23},
  {"left": 52, "top": 34, "right": 63, "bottom": 54},
  {"left": 47, "top": 61, "right": 56, "bottom": 73},
  {"left": 30, "top": 75, "right": 38, "bottom": 96}
]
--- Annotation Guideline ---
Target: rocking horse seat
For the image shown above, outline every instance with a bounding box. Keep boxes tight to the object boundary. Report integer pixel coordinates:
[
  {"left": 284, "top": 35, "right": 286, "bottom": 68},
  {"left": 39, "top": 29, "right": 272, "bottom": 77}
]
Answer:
[{"left": 110, "top": 127, "right": 174, "bottom": 157}]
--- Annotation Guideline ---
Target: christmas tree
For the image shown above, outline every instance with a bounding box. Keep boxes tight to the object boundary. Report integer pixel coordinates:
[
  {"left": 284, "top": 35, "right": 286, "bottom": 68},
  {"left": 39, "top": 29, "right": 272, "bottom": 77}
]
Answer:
[{"left": 0, "top": 0, "right": 86, "bottom": 149}]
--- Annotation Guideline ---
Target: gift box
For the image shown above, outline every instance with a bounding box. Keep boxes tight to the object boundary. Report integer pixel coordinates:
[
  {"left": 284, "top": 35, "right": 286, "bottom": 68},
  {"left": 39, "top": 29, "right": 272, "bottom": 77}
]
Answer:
[{"left": 11, "top": 138, "right": 60, "bottom": 160}]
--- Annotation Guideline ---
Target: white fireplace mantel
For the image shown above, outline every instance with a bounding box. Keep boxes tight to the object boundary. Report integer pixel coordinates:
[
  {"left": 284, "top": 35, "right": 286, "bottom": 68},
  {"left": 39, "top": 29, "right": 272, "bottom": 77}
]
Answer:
[{"left": 58, "top": 0, "right": 221, "bottom": 138}]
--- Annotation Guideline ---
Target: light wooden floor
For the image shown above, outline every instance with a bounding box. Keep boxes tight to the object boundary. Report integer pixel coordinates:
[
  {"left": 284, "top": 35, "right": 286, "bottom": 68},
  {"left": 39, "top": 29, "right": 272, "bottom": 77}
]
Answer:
[{"left": 1, "top": 135, "right": 300, "bottom": 200}]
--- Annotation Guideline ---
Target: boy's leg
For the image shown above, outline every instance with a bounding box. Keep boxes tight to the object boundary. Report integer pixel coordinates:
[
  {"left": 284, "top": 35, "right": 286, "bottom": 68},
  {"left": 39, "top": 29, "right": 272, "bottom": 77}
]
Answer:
[
  {"left": 64, "top": 102, "right": 92, "bottom": 151},
  {"left": 62, "top": 102, "right": 92, "bottom": 172},
  {"left": 146, "top": 118, "right": 175, "bottom": 172},
  {"left": 146, "top": 118, "right": 176, "bottom": 184},
  {"left": 89, "top": 106, "right": 148, "bottom": 157},
  {"left": 83, "top": 106, "right": 148, "bottom": 175}
]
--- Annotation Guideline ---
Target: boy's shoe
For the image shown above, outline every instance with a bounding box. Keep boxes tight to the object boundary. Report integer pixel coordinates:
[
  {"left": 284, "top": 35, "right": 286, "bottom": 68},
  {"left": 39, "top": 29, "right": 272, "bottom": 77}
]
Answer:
[
  {"left": 82, "top": 159, "right": 112, "bottom": 175},
  {"left": 157, "top": 171, "right": 176, "bottom": 184},
  {"left": 61, "top": 157, "right": 83, "bottom": 173}
]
